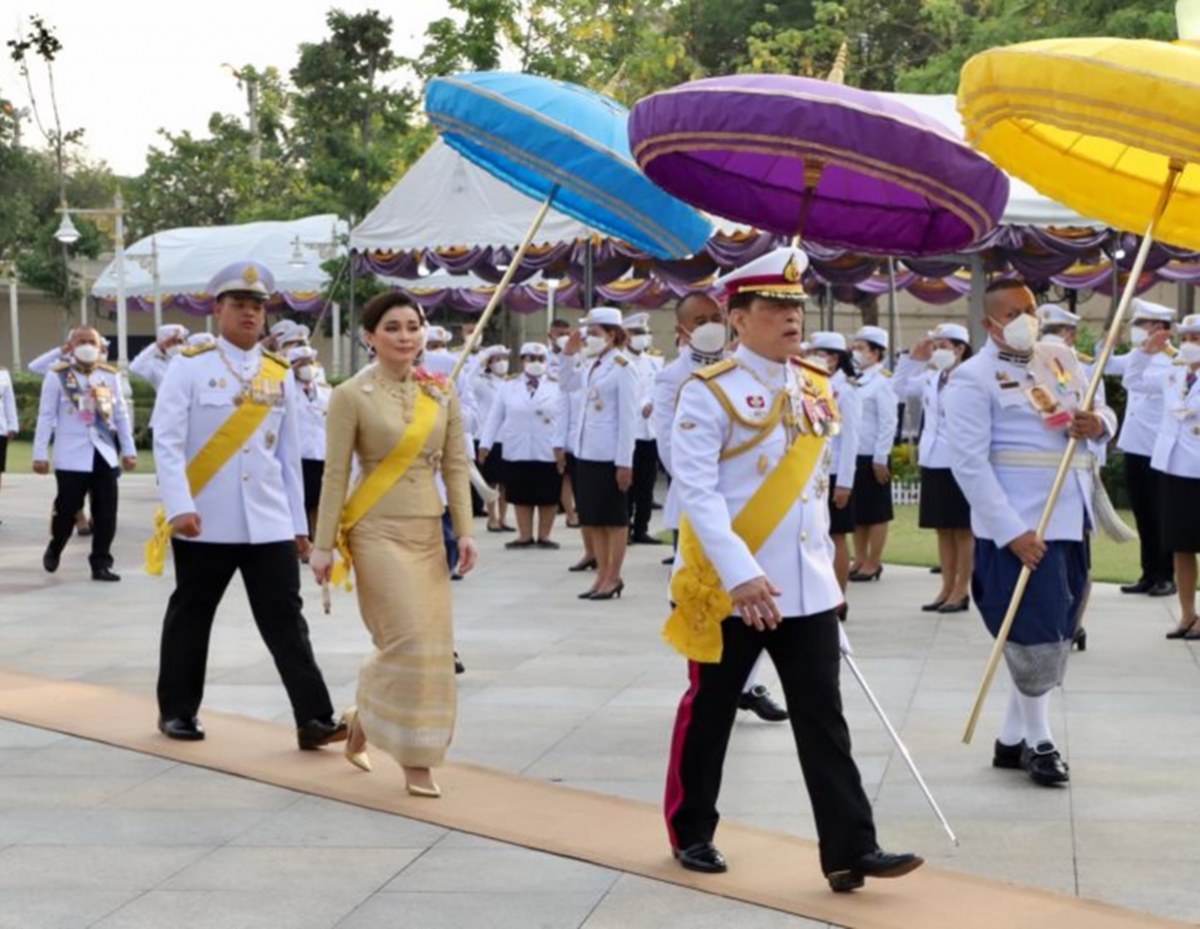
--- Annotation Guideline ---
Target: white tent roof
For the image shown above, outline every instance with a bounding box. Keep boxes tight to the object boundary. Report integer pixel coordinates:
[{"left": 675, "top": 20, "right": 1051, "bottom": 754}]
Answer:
[{"left": 92, "top": 214, "right": 348, "bottom": 299}]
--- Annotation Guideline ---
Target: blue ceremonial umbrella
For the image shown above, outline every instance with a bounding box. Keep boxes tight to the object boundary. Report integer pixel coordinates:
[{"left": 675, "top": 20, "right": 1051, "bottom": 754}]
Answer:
[{"left": 426, "top": 71, "right": 713, "bottom": 262}]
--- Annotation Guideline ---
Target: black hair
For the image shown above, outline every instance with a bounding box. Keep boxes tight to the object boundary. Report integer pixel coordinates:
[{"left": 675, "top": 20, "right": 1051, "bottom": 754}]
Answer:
[
  {"left": 985, "top": 278, "right": 1028, "bottom": 295},
  {"left": 361, "top": 292, "right": 425, "bottom": 333}
]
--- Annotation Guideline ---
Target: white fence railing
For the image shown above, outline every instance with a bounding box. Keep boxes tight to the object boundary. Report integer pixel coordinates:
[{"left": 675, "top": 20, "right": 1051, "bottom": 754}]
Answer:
[{"left": 891, "top": 480, "right": 920, "bottom": 506}]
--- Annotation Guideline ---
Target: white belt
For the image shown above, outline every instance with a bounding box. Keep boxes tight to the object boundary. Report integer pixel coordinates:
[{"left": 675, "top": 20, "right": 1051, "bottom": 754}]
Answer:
[{"left": 989, "top": 450, "right": 1095, "bottom": 471}]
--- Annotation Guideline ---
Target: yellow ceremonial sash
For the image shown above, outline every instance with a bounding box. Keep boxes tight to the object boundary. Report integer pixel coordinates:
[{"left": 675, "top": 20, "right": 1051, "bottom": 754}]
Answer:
[
  {"left": 330, "top": 389, "right": 440, "bottom": 590},
  {"left": 144, "top": 361, "right": 287, "bottom": 575},
  {"left": 663, "top": 378, "right": 833, "bottom": 664}
]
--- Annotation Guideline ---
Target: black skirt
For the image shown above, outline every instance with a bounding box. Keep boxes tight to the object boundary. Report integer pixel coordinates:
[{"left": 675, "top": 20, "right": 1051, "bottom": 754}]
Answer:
[
  {"left": 301, "top": 458, "right": 324, "bottom": 512},
  {"left": 852, "top": 455, "right": 894, "bottom": 526},
  {"left": 828, "top": 488, "right": 854, "bottom": 535},
  {"left": 918, "top": 467, "right": 971, "bottom": 530},
  {"left": 0, "top": 434, "right": 7, "bottom": 472},
  {"left": 1161, "top": 472, "right": 1200, "bottom": 553},
  {"left": 574, "top": 458, "right": 629, "bottom": 527},
  {"left": 480, "top": 441, "right": 507, "bottom": 487},
  {"left": 504, "top": 459, "right": 562, "bottom": 507}
]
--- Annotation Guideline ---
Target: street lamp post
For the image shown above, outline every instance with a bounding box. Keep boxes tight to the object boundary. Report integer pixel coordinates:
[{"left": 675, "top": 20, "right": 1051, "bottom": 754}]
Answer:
[
  {"left": 55, "top": 193, "right": 129, "bottom": 366},
  {"left": 0, "top": 262, "right": 19, "bottom": 369},
  {"left": 289, "top": 227, "right": 344, "bottom": 375},
  {"left": 128, "top": 236, "right": 163, "bottom": 332}
]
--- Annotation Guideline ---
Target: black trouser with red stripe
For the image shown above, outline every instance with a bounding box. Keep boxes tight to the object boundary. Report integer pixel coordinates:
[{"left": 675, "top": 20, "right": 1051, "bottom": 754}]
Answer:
[{"left": 664, "top": 610, "right": 876, "bottom": 874}]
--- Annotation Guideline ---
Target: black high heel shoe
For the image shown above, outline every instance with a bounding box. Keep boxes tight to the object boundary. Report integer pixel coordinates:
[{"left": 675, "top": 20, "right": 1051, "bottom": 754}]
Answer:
[
  {"left": 937, "top": 596, "right": 970, "bottom": 614},
  {"left": 1072, "top": 628, "right": 1088, "bottom": 651},
  {"left": 568, "top": 558, "right": 598, "bottom": 572},
  {"left": 589, "top": 581, "right": 625, "bottom": 600},
  {"left": 920, "top": 599, "right": 947, "bottom": 612},
  {"left": 578, "top": 588, "right": 600, "bottom": 599},
  {"left": 849, "top": 566, "right": 883, "bottom": 582}
]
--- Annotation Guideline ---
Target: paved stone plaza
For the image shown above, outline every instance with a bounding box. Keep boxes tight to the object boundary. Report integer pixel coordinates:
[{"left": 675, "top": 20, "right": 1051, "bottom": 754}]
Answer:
[{"left": 0, "top": 473, "right": 1197, "bottom": 928}]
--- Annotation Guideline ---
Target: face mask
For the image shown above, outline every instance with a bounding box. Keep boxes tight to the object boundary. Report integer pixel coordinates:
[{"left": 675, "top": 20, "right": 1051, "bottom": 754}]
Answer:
[
  {"left": 630, "top": 334, "right": 652, "bottom": 352},
  {"left": 554, "top": 335, "right": 569, "bottom": 351},
  {"left": 1130, "top": 326, "right": 1150, "bottom": 347},
  {"left": 490, "top": 360, "right": 510, "bottom": 376},
  {"left": 525, "top": 361, "right": 546, "bottom": 377},
  {"left": 929, "top": 348, "right": 956, "bottom": 371},
  {"left": 1179, "top": 341, "right": 1200, "bottom": 365},
  {"left": 165, "top": 344, "right": 182, "bottom": 358},
  {"left": 689, "top": 322, "right": 726, "bottom": 355},
  {"left": 807, "top": 353, "right": 835, "bottom": 373},
  {"left": 295, "top": 366, "right": 315, "bottom": 382},
  {"left": 583, "top": 335, "right": 608, "bottom": 357},
  {"left": 852, "top": 350, "right": 873, "bottom": 371},
  {"left": 73, "top": 344, "right": 100, "bottom": 365},
  {"left": 1039, "top": 332, "right": 1067, "bottom": 347},
  {"left": 1001, "top": 314, "right": 1038, "bottom": 352}
]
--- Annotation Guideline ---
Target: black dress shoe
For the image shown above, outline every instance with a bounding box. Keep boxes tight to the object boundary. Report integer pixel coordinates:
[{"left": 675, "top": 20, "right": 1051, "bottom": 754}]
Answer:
[
  {"left": 1020, "top": 741, "right": 1070, "bottom": 786},
  {"left": 43, "top": 542, "right": 63, "bottom": 574},
  {"left": 827, "top": 849, "right": 924, "bottom": 892},
  {"left": 936, "top": 596, "right": 969, "bottom": 614},
  {"left": 992, "top": 738, "right": 1025, "bottom": 769},
  {"left": 91, "top": 567, "right": 121, "bottom": 582},
  {"left": 158, "top": 716, "right": 205, "bottom": 741},
  {"left": 297, "top": 717, "right": 349, "bottom": 750},
  {"left": 1120, "top": 579, "right": 1152, "bottom": 594},
  {"left": 920, "top": 599, "right": 946, "bottom": 612},
  {"left": 630, "top": 532, "right": 664, "bottom": 545},
  {"left": 454, "top": 651, "right": 465, "bottom": 675},
  {"left": 1072, "top": 627, "right": 1087, "bottom": 651},
  {"left": 673, "top": 841, "right": 727, "bottom": 874},
  {"left": 1148, "top": 581, "right": 1177, "bottom": 597},
  {"left": 737, "top": 685, "right": 789, "bottom": 722}
]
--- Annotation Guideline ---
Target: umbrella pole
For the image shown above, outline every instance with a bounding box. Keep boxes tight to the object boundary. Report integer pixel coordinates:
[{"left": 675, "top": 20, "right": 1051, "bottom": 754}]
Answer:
[
  {"left": 450, "top": 186, "right": 559, "bottom": 382},
  {"left": 962, "top": 162, "right": 1183, "bottom": 744}
]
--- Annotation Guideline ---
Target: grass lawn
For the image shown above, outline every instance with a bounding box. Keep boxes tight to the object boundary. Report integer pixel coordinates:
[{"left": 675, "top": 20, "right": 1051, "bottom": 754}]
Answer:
[
  {"left": 884, "top": 504, "right": 1140, "bottom": 585},
  {"left": 5, "top": 440, "right": 157, "bottom": 475}
]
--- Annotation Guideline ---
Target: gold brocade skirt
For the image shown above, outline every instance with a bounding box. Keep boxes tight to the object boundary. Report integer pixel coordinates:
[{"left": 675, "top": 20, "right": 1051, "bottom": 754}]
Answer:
[{"left": 348, "top": 515, "right": 456, "bottom": 768}]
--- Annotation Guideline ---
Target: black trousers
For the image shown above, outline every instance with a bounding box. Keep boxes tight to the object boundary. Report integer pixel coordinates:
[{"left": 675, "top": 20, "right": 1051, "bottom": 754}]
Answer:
[
  {"left": 157, "top": 539, "right": 335, "bottom": 726},
  {"left": 664, "top": 611, "right": 877, "bottom": 874},
  {"left": 630, "top": 439, "right": 659, "bottom": 535},
  {"left": 1125, "top": 453, "right": 1174, "bottom": 584},
  {"left": 50, "top": 450, "right": 118, "bottom": 570}
]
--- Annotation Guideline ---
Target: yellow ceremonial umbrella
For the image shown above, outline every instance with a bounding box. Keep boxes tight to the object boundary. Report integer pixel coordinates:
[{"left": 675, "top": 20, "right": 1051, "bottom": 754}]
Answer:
[{"left": 957, "top": 31, "right": 1200, "bottom": 742}]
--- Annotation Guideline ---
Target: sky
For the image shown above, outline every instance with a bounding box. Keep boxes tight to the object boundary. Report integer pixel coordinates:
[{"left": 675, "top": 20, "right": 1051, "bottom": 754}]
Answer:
[{"left": 4, "top": 0, "right": 455, "bottom": 176}]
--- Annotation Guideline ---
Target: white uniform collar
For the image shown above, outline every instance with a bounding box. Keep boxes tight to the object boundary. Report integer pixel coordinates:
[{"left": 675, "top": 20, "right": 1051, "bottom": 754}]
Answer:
[
  {"left": 734, "top": 344, "right": 788, "bottom": 389},
  {"left": 218, "top": 336, "right": 261, "bottom": 363},
  {"left": 857, "top": 362, "right": 883, "bottom": 382}
]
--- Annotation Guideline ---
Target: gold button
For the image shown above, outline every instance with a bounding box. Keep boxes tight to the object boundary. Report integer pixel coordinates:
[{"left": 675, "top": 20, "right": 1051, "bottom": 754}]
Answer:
[
  {"left": 800, "top": 531, "right": 808, "bottom": 542},
  {"left": 800, "top": 493, "right": 809, "bottom": 503}
]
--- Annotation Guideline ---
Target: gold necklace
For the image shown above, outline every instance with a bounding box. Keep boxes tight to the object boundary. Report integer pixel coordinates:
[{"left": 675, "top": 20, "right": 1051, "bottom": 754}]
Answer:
[{"left": 216, "top": 345, "right": 262, "bottom": 401}]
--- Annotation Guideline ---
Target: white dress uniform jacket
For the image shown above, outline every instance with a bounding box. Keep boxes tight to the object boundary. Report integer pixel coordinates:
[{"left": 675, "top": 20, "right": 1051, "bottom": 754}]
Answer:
[
  {"left": 152, "top": 338, "right": 307, "bottom": 544},
  {"left": 0, "top": 368, "right": 17, "bottom": 434},
  {"left": 469, "top": 371, "right": 503, "bottom": 440},
  {"left": 670, "top": 346, "right": 842, "bottom": 619},
  {"left": 653, "top": 352, "right": 704, "bottom": 530},
  {"left": 628, "top": 350, "right": 664, "bottom": 441},
  {"left": 1124, "top": 351, "right": 1200, "bottom": 478},
  {"left": 560, "top": 348, "right": 638, "bottom": 468},
  {"left": 479, "top": 374, "right": 568, "bottom": 462},
  {"left": 943, "top": 340, "right": 1117, "bottom": 546},
  {"left": 129, "top": 343, "right": 173, "bottom": 390},
  {"left": 828, "top": 369, "right": 860, "bottom": 491},
  {"left": 853, "top": 364, "right": 898, "bottom": 465},
  {"left": 32, "top": 363, "right": 136, "bottom": 470},
  {"left": 27, "top": 348, "right": 65, "bottom": 377},
  {"left": 1118, "top": 349, "right": 1175, "bottom": 457},
  {"left": 561, "top": 355, "right": 588, "bottom": 457},
  {"left": 891, "top": 356, "right": 957, "bottom": 468},
  {"left": 297, "top": 381, "right": 331, "bottom": 462}
]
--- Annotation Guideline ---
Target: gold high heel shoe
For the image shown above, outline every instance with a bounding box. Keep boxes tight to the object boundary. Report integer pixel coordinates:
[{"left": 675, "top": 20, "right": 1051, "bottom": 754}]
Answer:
[
  {"left": 403, "top": 766, "right": 441, "bottom": 798},
  {"left": 343, "top": 707, "right": 371, "bottom": 773}
]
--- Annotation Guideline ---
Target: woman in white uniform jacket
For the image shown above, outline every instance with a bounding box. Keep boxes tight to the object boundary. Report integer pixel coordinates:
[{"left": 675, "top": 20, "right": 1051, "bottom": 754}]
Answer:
[
  {"left": 471, "top": 345, "right": 512, "bottom": 532},
  {"left": 1122, "top": 315, "right": 1200, "bottom": 640},
  {"left": 891, "top": 323, "right": 974, "bottom": 612},
  {"left": 480, "top": 342, "right": 568, "bottom": 549},
  {"left": 849, "top": 325, "right": 898, "bottom": 582}
]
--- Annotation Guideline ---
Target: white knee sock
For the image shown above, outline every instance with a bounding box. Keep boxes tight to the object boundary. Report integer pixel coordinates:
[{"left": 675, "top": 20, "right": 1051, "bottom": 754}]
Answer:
[
  {"left": 1017, "top": 691, "right": 1054, "bottom": 747},
  {"left": 998, "top": 688, "right": 1024, "bottom": 746}
]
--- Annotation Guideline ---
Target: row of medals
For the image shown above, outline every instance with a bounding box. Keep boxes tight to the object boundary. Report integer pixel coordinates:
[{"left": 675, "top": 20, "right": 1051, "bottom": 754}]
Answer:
[
  {"left": 207, "top": 375, "right": 285, "bottom": 407},
  {"left": 784, "top": 371, "right": 839, "bottom": 440}
]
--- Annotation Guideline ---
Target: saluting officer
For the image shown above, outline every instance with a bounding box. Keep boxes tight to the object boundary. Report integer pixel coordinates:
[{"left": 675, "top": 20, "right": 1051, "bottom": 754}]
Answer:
[
  {"left": 663, "top": 247, "right": 921, "bottom": 892},
  {"left": 130, "top": 324, "right": 189, "bottom": 390},
  {"left": 150, "top": 260, "right": 345, "bottom": 750},
  {"left": 32, "top": 326, "right": 137, "bottom": 580}
]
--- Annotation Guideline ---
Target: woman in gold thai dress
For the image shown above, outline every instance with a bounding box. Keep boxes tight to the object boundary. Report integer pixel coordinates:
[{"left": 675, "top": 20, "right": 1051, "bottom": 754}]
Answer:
[{"left": 310, "top": 294, "right": 477, "bottom": 797}]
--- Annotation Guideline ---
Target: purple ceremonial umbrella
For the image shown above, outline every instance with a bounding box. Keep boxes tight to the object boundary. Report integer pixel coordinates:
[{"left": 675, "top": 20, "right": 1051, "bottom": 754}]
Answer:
[{"left": 629, "top": 74, "right": 1009, "bottom": 256}]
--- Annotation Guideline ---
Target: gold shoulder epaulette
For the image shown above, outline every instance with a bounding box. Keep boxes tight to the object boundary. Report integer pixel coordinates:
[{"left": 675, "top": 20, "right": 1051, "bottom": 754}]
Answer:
[
  {"left": 648, "top": 348, "right": 664, "bottom": 356},
  {"left": 694, "top": 358, "right": 737, "bottom": 381},
  {"left": 1076, "top": 352, "right": 1094, "bottom": 364},
  {"left": 181, "top": 343, "right": 216, "bottom": 358},
  {"left": 881, "top": 369, "right": 894, "bottom": 378},
  {"left": 613, "top": 355, "right": 629, "bottom": 367},
  {"left": 792, "top": 357, "right": 830, "bottom": 378},
  {"left": 1165, "top": 344, "right": 1179, "bottom": 359},
  {"left": 262, "top": 349, "right": 289, "bottom": 369},
  {"left": 97, "top": 362, "right": 118, "bottom": 373},
  {"left": 50, "top": 361, "right": 71, "bottom": 372}
]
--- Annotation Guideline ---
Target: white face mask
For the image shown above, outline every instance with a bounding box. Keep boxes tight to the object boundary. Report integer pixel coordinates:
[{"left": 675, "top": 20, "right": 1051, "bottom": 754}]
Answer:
[
  {"left": 929, "top": 348, "right": 956, "bottom": 371},
  {"left": 73, "top": 344, "right": 100, "bottom": 365},
  {"left": 852, "top": 350, "right": 873, "bottom": 371},
  {"left": 583, "top": 334, "right": 608, "bottom": 357},
  {"left": 1039, "top": 332, "right": 1067, "bottom": 347},
  {"left": 1130, "top": 326, "right": 1150, "bottom": 347},
  {"left": 1179, "top": 341, "right": 1200, "bottom": 365},
  {"left": 807, "top": 352, "right": 836, "bottom": 373},
  {"left": 630, "top": 334, "right": 652, "bottom": 352},
  {"left": 1001, "top": 314, "right": 1038, "bottom": 352},
  {"left": 295, "top": 366, "right": 315, "bottom": 382},
  {"left": 689, "top": 322, "right": 726, "bottom": 355},
  {"left": 524, "top": 361, "right": 546, "bottom": 377},
  {"left": 554, "top": 335, "right": 569, "bottom": 351},
  {"left": 490, "top": 359, "right": 510, "bottom": 376},
  {"left": 165, "top": 344, "right": 182, "bottom": 357}
]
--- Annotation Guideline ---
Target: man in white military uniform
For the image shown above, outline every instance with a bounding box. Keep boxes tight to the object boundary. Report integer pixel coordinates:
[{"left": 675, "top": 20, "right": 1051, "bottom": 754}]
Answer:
[
  {"left": 27, "top": 335, "right": 74, "bottom": 377},
  {"left": 663, "top": 247, "right": 921, "bottom": 891},
  {"left": 624, "top": 312, "right": 664, "bottom": 545},
  {"left": 653, "top": 293, "right": 788, "bottom": 723},
  {"left": 130, "top": 324, "right": 189, "bottom": 390},
  {"left": 944, "top": 279, "right": 1116, "bottom": 787},
  {"left": 1117, "top": 299, "right": 1177, "bottom": 597},
  {"left": 151, "top": 260, "right": 345, "bottom": 749},
  {"left": 32, "top": 326, "right": 137, "bottom": 580}
]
